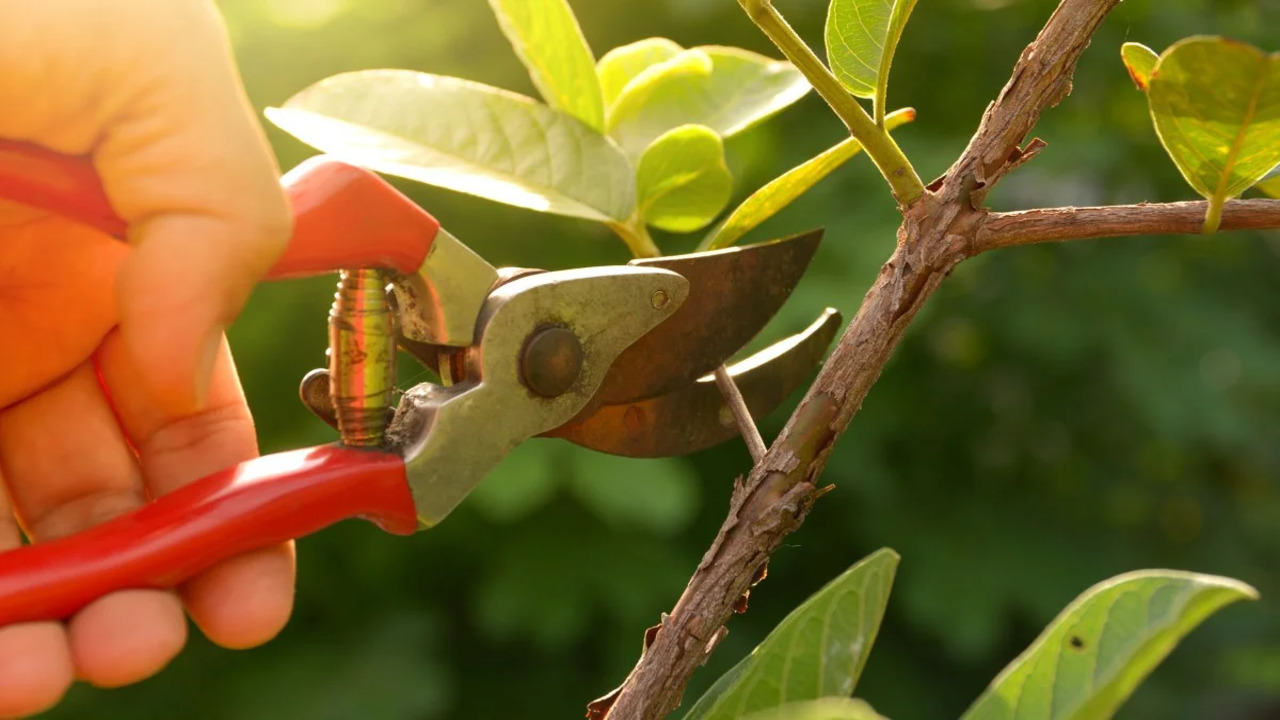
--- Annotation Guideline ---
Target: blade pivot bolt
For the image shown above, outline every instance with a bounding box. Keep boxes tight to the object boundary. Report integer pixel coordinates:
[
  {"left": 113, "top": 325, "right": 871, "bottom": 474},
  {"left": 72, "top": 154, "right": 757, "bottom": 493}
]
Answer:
[{"left": 522, "top": 326, "right": 584, "bottom": 397}]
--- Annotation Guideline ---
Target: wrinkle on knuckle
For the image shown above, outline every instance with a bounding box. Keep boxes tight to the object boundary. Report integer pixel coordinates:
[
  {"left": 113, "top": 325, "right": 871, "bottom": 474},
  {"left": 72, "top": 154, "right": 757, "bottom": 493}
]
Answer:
[
  {"left": 142, "top": 402, "right": 255, "bottom": 484},
  {"left": 26, "top": 488, "right": 146, "bottom": 542}
]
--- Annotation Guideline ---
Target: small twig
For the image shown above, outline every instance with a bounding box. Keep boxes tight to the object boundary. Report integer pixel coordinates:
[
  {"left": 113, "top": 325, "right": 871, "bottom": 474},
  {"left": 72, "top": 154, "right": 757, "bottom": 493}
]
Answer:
[
  {"left": 737, "top": 0, "right": 924, "bottom": 207},
  {"left": 713, "top": 365, "right": 766, "bottom": 463},
  {"left": 974, "top": 199, "right": 1280, "bottom": 251}
]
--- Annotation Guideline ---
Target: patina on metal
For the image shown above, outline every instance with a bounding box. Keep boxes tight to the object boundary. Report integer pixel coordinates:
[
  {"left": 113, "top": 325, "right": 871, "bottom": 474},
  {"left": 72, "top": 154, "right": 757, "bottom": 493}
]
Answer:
[
  {"left": 391, "top": 227, "right": 498, "bottom": 347},
  {"left": 387, "top": 267, "right": 688, "bottom": 528},
  {"left": 546, "top": 309, "right": 842, "bottom": 457},
  {"left": 594, "top": 229, "right": 823, "bottom": 406}
]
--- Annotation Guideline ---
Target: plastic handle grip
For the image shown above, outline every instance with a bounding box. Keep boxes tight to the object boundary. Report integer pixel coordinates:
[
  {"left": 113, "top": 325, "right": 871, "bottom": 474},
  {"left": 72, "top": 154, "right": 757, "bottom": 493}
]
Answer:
[
  {"left": 0, "top": 140, "right": 439, "bottom": 278},
  {"left": 0, "top": 446, "right": 418, "bottom": 626}
]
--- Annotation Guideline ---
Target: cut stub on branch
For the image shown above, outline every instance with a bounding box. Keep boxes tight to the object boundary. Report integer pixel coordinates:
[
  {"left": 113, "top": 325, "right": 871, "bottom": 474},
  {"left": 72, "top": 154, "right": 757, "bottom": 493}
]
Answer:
[{"left": 733, "top": 560, "right": 770, "bottom": 614}]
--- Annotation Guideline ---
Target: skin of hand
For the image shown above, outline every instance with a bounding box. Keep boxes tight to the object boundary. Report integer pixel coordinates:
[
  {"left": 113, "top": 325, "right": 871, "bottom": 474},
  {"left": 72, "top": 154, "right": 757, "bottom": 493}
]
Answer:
[{"left": 0, "top": 1, "right": 296, "bottom": 715}]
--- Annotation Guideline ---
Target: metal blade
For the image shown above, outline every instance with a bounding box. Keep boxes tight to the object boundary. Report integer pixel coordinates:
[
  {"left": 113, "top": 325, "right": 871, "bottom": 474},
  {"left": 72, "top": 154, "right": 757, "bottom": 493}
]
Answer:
[
  {"left": 593, "top": 228, "right": 823, "bottom": 406},
  {"left": 546, "top": 308, "right": 842, "bottom": 457}
]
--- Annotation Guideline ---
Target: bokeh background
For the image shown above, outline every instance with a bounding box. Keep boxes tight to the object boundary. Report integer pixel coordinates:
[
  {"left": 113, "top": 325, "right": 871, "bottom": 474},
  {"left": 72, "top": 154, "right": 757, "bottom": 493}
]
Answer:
[{"left": 41, "top": 0, "right": 1280, "bottom": 717}]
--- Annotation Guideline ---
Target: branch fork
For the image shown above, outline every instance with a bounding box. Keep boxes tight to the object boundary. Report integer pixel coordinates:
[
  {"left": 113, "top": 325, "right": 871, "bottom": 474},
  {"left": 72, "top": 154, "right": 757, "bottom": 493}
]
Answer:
[{"left": 599, "top": 1, "right": 1280, "bottom": 717}]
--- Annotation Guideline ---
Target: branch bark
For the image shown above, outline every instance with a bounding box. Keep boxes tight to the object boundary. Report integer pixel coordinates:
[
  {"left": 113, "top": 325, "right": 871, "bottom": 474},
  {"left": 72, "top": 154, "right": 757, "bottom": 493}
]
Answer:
[
  {"left": 975, "top": 199, "right": 1280, "bottom": 251},
  {"left": 597, "top": 1, "right": 1279, "bottom": 718}
]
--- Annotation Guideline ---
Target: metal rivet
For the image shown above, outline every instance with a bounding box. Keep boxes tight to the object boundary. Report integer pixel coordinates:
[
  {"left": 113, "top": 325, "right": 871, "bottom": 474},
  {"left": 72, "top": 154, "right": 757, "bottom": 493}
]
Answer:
[
  {"left": 650, "top": 289, "right": 669, "bottom": 309},
  {"left": 522, "top": 327, "right": 584, "bottom": 397}
]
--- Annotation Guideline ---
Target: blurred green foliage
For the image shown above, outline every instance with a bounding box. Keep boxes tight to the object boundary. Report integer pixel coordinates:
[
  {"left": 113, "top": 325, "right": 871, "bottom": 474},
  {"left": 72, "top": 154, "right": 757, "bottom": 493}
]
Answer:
[{"left": 42, "top": 0, "right": 1280, "bottom": 718}]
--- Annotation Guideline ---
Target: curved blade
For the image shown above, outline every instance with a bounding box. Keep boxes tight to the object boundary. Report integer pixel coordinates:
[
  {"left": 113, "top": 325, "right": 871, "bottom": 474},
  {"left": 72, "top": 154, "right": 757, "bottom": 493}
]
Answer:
[
  {"left": 547, "top": 308, "right": 842, "bottom": 458},
  {"left": 594, "top": 228, "right": 823, "bottom": 405}
]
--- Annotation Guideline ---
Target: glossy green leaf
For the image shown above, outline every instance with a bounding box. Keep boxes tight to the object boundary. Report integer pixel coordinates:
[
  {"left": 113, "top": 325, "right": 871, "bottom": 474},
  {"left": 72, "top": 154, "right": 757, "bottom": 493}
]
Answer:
[
  {"left": 701, "top": 107, "right": 915, "bottom": 251},
  {"left": 740, "top": 698, "right": 885, "bottom": 720},
  {"left": 635, "top": 125, "right": 733, "bottom": 233},
  {"left": 606, "top": 46, "right": 809, "bottom": 158},
  {"left": 682, "top": 549, "right": 899, "bottom": 720},
  {"left": 487, "top": 0, "right": 604, "bottom": 130},
  {"left": 825, "top": 0, "right": 918, "bottom": 120},
  {"left": 1147, "top": 37, "right": 1280, "bottom": 232},
  {"left": 598, "top": 37, "right": 683, "bottom": 109},
  {"left": 267, "top": 70, "right": 635, "bottom": 222},
  {"left": 1258, "top": 165, "right": 1280, "bottom": 197},
  {"left": 961, "top": 570, "right": 1258, "bottom": 720},
  {"left": 1120, "top": 42, "right": 1159, "bottom": 91}
]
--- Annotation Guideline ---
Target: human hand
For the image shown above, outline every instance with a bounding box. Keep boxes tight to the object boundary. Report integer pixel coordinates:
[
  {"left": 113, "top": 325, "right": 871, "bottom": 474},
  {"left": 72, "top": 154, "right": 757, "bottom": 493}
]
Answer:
[{"left": 0, "top": 1, "right": 295, "bottom": 715}]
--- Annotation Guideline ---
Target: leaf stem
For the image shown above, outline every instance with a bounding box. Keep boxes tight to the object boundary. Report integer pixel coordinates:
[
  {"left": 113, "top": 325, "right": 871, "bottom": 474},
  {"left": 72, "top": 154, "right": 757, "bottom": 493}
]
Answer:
[
  {"left": 1203, "top": 195, "right": 1225, "bottom": 234},
  {"left": 607, "top": 217, "right": 662, "bottom": 258},
  {"left": 738, "top": 0, "right": 925, "bottom": 207}
]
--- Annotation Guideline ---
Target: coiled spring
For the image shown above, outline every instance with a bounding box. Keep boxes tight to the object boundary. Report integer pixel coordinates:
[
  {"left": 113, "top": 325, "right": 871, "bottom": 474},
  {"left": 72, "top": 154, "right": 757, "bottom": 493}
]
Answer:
[{"left": 329, "top": 269, "right": 396, "bottom": 446}]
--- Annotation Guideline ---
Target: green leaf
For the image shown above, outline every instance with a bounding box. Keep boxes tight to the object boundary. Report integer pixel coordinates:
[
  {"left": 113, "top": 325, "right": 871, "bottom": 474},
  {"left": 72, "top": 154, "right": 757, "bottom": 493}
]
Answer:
[
  {"left": 635, "top": 125, "right": 733, "bottom": 233},
  {"left": 701, "top": 107, "right": 916, "bottom": 251},
  {"left": 1146, "top": 36, "right": 1280, "bottom": 232},
  {"left": 606, "top": 46, "right": 810, "bottom": 158},
  {"left": 825, "top": 0, "right": 918, "bottom": 121},
  {"left": 961, "top": 569, "right": 1258, "bottom": 720},
  {"left": 267, "top": 70, "right": 635, "bottom": 222},
  {"left": 487, "top": 0, "right": 605, "bottom": 130},
  {"left": 682, "top": 549, "right": 899, "bottom": 720},
  {"left": 1120, "top": 42, "right": 1159, "bottom": 91},
  {"left": 598, "top": 37, "right": 683, "bottom": 109},
  {"left": 1258, "top": 165, "right": 1280, "bottom": 197},
  {"left": 740, "top": 698, "right": 886, "bottom": 720}
]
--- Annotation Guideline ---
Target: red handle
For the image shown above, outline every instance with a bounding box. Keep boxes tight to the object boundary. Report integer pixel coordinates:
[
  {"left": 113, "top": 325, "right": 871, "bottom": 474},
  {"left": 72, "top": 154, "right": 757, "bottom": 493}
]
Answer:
[
  {"left": 0, "top": 140, "right": 440, "bottom": 278},
  {"left": 0, "top": 445, "right": 417, "bottom": 626}
]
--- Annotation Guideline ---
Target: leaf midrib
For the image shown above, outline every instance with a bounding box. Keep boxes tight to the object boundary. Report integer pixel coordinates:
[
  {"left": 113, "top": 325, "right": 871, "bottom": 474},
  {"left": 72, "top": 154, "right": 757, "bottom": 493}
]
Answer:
[{"left": 1212, "top": 56, "right": 1270, "bottom": 202}]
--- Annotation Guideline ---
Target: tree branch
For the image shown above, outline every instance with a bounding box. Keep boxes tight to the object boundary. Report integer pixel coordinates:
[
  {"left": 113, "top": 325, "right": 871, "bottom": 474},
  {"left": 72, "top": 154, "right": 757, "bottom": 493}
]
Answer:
[
  {"left": 975, "top": 199, "right": 1280, "bottom": 251},
  {"left": 592, "top": 2, "right": 1277, "bottom": 718}
]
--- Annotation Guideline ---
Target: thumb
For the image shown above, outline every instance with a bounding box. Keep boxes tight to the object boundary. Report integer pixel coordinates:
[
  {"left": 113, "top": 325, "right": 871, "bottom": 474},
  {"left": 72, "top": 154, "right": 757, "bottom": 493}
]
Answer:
[
  {"left": 1, "top": 0, "right": 291, "bottom": 415},
  {"left": 98, "top": 1, "right": 290, "bottom": 415},
  {"left": 115, "top": 213, "right": 280, "bottom": 414},
  {"left": 20, "top": 1, "right": 291, "bottom": 415}
]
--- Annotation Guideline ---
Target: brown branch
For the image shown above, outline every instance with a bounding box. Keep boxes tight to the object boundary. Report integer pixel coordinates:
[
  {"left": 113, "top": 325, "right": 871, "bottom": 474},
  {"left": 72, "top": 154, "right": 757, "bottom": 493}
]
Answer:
[
  {"left": 936, "top": 0, "right": 1120, "bottom": 210},
  {"left": 591, "top": 1, "right": 1280, "bottom": 718},
  {"left": 975, "top": 199, "right": 1280, "bottom": 251}
]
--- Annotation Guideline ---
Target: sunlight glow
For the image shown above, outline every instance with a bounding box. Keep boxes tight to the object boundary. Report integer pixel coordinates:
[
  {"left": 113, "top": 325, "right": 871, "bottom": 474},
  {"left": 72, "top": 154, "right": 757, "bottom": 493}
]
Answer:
[{"left": 265, "top": 0, "right": 350, "bottom": 29}]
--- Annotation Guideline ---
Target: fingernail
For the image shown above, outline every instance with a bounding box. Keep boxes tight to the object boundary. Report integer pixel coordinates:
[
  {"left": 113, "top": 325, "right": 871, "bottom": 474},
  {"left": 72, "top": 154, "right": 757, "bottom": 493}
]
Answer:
[{"left": 194, "top": 327, "right": 224, "bottom": 410}]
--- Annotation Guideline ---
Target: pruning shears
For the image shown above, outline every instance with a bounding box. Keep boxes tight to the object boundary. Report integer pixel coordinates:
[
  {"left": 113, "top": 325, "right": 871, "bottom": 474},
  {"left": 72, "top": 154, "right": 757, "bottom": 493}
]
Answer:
[{"left": 0, "top": 140, "right": 839, "bottom": 626}]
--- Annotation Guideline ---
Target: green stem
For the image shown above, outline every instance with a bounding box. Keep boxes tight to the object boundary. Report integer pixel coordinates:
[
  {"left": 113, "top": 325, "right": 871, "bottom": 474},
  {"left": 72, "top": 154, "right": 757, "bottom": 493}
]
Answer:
[
  {"left": 607, "top": 217, "right": 662, "bottom": 258},
  {"left": 739, "top": 0, "right": 925, "bottom": 207},
  {"left": 1203, "top": 195, "right": 1225, "bottom": 234}
]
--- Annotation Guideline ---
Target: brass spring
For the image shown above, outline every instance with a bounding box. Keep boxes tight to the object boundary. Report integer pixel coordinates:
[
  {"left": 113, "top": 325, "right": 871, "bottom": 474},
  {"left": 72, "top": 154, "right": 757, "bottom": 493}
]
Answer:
[{"left": 329, "top": 269, "right": 396, "bottom": 446}]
